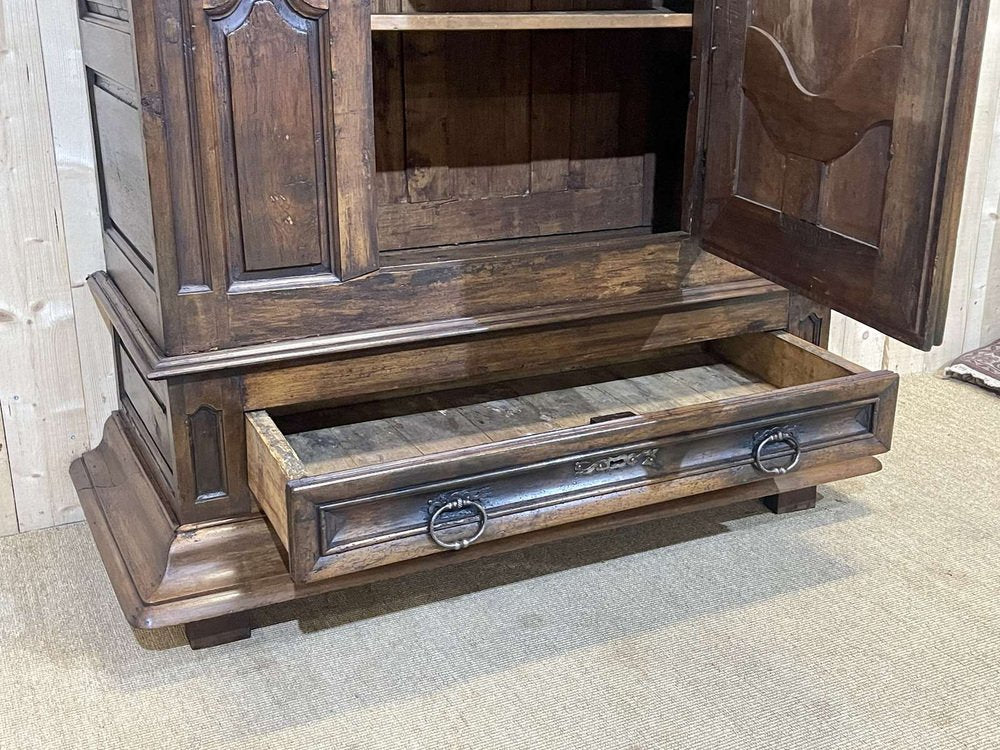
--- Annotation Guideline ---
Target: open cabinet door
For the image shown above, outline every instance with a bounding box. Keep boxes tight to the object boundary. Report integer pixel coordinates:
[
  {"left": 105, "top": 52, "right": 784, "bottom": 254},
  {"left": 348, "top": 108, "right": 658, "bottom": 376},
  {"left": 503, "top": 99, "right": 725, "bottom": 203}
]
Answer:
[{"left": 698, "top": 0, "right": 989, "bottom": 350}]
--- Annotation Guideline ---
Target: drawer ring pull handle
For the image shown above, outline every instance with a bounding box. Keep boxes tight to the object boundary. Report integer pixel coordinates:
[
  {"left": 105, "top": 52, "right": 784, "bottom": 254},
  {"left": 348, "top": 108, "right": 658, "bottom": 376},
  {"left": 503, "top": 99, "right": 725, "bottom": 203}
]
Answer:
[
  {"left": 752, "top": 430, "right": 801, "bottom": 475},
  {"left": 428, "top": 498, "right": 488, "bottom": 551}
]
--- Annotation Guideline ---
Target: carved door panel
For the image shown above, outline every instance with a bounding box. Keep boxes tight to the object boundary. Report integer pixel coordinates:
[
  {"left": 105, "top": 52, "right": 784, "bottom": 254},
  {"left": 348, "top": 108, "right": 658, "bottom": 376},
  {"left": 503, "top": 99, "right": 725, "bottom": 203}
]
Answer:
[
  {"left": 699, "top": 0, "right": 986, "bottom": 349},
  {"left": 190, "top": 0, "right": 378, "bottom": 286}
]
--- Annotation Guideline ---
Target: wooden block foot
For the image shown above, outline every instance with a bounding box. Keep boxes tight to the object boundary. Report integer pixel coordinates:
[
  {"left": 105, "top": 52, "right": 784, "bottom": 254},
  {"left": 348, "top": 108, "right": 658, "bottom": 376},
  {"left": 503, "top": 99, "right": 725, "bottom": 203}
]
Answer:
[
  {"left": 185, "top": 611, "right": 253, "bottom": 650},
  {"left": 761, "top": 486, "right": 817, "bottom": 515}
]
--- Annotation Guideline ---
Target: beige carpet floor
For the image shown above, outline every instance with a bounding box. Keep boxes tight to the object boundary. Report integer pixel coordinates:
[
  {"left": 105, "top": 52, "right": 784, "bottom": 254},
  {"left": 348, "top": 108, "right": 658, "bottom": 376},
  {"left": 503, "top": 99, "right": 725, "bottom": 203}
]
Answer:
[{"left": 1, "top": 375, "right": 998, "bottom": 749}]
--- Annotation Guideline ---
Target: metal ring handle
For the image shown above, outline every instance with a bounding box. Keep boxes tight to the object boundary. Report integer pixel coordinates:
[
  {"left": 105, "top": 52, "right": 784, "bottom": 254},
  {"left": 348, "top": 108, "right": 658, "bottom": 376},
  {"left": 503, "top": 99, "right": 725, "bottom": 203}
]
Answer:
[
  {"left": 752, "top": 430, "right": 801, "bottom": 475},
  {"left": 428, "top": 498, "right": 488, "bottom": 550}
]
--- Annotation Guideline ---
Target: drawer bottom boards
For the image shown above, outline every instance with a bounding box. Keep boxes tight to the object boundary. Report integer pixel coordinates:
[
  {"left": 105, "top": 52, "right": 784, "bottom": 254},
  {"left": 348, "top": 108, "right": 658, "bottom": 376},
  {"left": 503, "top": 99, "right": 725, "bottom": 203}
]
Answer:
[{"left": 247, "top": 333, "right": 897, "bottom": 584}]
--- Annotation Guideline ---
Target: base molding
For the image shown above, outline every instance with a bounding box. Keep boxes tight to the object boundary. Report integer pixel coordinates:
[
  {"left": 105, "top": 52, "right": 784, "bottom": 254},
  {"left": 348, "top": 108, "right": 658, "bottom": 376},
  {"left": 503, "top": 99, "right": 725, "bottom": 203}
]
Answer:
[{"left": 73, "top": 412, "right": 882, "bottom": 630}]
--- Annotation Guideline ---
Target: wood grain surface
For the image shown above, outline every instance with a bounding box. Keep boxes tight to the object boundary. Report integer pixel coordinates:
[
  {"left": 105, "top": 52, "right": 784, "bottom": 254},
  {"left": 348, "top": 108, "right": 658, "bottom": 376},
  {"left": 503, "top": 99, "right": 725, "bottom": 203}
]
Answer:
[{"left": 75, "top": 411, "right": 884, "bottom": 628}]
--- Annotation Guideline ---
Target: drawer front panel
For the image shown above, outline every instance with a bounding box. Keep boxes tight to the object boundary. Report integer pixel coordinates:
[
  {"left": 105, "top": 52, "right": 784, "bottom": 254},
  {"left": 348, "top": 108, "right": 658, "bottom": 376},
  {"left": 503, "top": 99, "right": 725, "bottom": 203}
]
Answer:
[
  {"left": 284, "top": 375, "right": 895, "bottom": 581},
  {"left": 316, "top": 400, "right": 875, "bottom": 559},
  {"left": 245, "top": 333, "right": 898, "bottom": 584}
]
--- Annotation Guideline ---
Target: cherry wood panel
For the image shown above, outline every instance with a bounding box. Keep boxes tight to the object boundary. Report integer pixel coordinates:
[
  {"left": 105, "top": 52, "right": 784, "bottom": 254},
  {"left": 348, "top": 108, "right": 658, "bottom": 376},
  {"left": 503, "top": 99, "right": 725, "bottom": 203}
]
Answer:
[{"left": 700, "top": 0, "right": 990, "bottom": 349}]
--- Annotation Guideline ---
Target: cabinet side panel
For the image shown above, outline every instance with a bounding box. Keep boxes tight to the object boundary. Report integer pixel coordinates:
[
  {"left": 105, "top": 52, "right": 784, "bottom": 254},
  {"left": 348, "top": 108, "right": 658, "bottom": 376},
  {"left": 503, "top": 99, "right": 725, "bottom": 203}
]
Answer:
[
  {"left": 93, "top": 86, "right": 157, "bottom": 271},
  {"left": 115, "top": 339, "right": 176, "bottom": 492},
  {"left": 85, "top": 0, "right": 129, "bottom": 21},
  {"left": 80, "top": 14, "right": 164, "bottom": 344}
]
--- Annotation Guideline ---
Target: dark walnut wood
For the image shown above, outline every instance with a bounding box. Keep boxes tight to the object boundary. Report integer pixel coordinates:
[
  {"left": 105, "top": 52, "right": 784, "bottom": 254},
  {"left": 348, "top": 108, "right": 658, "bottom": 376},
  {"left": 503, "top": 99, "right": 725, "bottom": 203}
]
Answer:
[
  {"left": 699, "top": 0, "right": 990, "bottom": 349},
  {"left": 185, "top": 612, "right": 252, "bottom": 650},
  {"left": 73, "top": 412, "right": 883, "bottom": 632},
  {"left": 786, "top": 294, "right": 831, "bottom": 349},
  {"left": 71, "top": 0, "right": 988, "bottom": 645},
  {"left": 80, "top": 0, "right": 697, "bottom": 355},
  {"left": 762, "top": 486, "right": 818, "bottom": 515},
  {"left": 247, "top": 333, "right": 896, "bottom": 584}
]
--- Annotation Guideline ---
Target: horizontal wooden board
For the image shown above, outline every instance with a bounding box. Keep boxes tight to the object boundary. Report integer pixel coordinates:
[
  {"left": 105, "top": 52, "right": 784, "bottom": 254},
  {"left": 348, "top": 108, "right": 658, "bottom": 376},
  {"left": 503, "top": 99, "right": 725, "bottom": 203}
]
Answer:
[
  {"left": 229, "top": 233, "right": 753, "bottom": 342},
  {"left": 378, "top": 186, "right": 647, "bottom": 250},
  {"left": 102, "top": 234, "right": 162, "bottom": 345},
  {"left": 92, "top": 230, "right": 779, "bottom": 374},
  {"left": 85, "top": 2, "right": 128, "bottom": 21},
  {"left": 370, "top": 11, "right": 693, "bottom": 31},
  {"left": 283, "top": 358, "right": 774, "bottom": 474},
  {"left": 241, "top": 289, "right": 789, "bottom": 409},
  {"left": 79, "top": 16, "right": 134, "bottom": 89}
]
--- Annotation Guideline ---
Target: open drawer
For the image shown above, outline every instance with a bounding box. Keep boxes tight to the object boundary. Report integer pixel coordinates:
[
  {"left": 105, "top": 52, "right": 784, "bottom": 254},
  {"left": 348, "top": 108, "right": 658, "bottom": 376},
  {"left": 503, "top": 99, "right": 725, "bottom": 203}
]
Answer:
[{"left": 247, "top": 333, "right": 897, "bottom": 583}]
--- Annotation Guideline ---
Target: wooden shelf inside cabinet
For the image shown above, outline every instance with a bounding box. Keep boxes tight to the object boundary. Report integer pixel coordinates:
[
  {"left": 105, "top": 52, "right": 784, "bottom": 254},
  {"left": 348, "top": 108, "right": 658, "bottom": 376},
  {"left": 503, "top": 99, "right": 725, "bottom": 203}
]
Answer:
[{"left": 369, "top": 11, "right": 694, "bottom": 32}]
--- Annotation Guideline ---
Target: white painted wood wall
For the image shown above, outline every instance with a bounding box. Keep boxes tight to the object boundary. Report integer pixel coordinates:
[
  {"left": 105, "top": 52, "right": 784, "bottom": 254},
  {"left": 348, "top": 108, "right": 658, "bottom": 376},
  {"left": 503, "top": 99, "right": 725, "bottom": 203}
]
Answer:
[
  {"left": 1, "top": 1, "right": 999, "bottom": 535},
  {"left": 1, "top": 0, "right": 115, "bottom": 536}
]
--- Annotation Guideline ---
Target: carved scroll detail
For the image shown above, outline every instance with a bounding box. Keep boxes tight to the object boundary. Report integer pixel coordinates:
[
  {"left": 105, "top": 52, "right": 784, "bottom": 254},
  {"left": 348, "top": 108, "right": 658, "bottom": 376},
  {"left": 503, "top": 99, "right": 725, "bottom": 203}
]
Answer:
[
  {"left": 203, "top": 0, "right": 243, "bottom": 17},
  {"left": 742, "top": 27, "right": 902, "bottom": 163},
  {"left": 574, "top": 449, "right": 660, "bottom": 476},
  {"left": 427, "top": 489, "right": 487, "bottom": 514},
  {"left": 205, "top": 0, "right": 328, "bottom": 18},
  {"left": 287, "top": 0, "right": 330, "bottom": 16}
]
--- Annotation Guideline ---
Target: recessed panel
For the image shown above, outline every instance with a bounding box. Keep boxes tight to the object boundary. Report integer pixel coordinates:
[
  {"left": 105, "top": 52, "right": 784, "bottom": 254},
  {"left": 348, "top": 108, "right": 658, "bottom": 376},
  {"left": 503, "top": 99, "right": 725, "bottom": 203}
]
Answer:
[
  {"left": 701, "top": 0, "right": 982, "bottom": 348},
  {"left": 220, "top": 0, "right": 331, "bottom": 274}
]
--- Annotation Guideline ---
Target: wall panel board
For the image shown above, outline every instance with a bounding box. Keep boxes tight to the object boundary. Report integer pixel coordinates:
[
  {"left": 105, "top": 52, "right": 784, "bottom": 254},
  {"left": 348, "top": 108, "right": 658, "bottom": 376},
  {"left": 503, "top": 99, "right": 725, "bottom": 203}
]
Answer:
[{"left": 0, "top": 0, "right": 97, "bottom": 530}]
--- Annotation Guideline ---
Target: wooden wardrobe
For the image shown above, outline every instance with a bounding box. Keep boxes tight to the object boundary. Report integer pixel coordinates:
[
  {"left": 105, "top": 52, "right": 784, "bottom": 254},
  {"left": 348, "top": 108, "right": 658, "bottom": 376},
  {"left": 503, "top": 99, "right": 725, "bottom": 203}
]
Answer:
[{"left": 71, "top": 0, "right": 990, "bottom": 647}]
